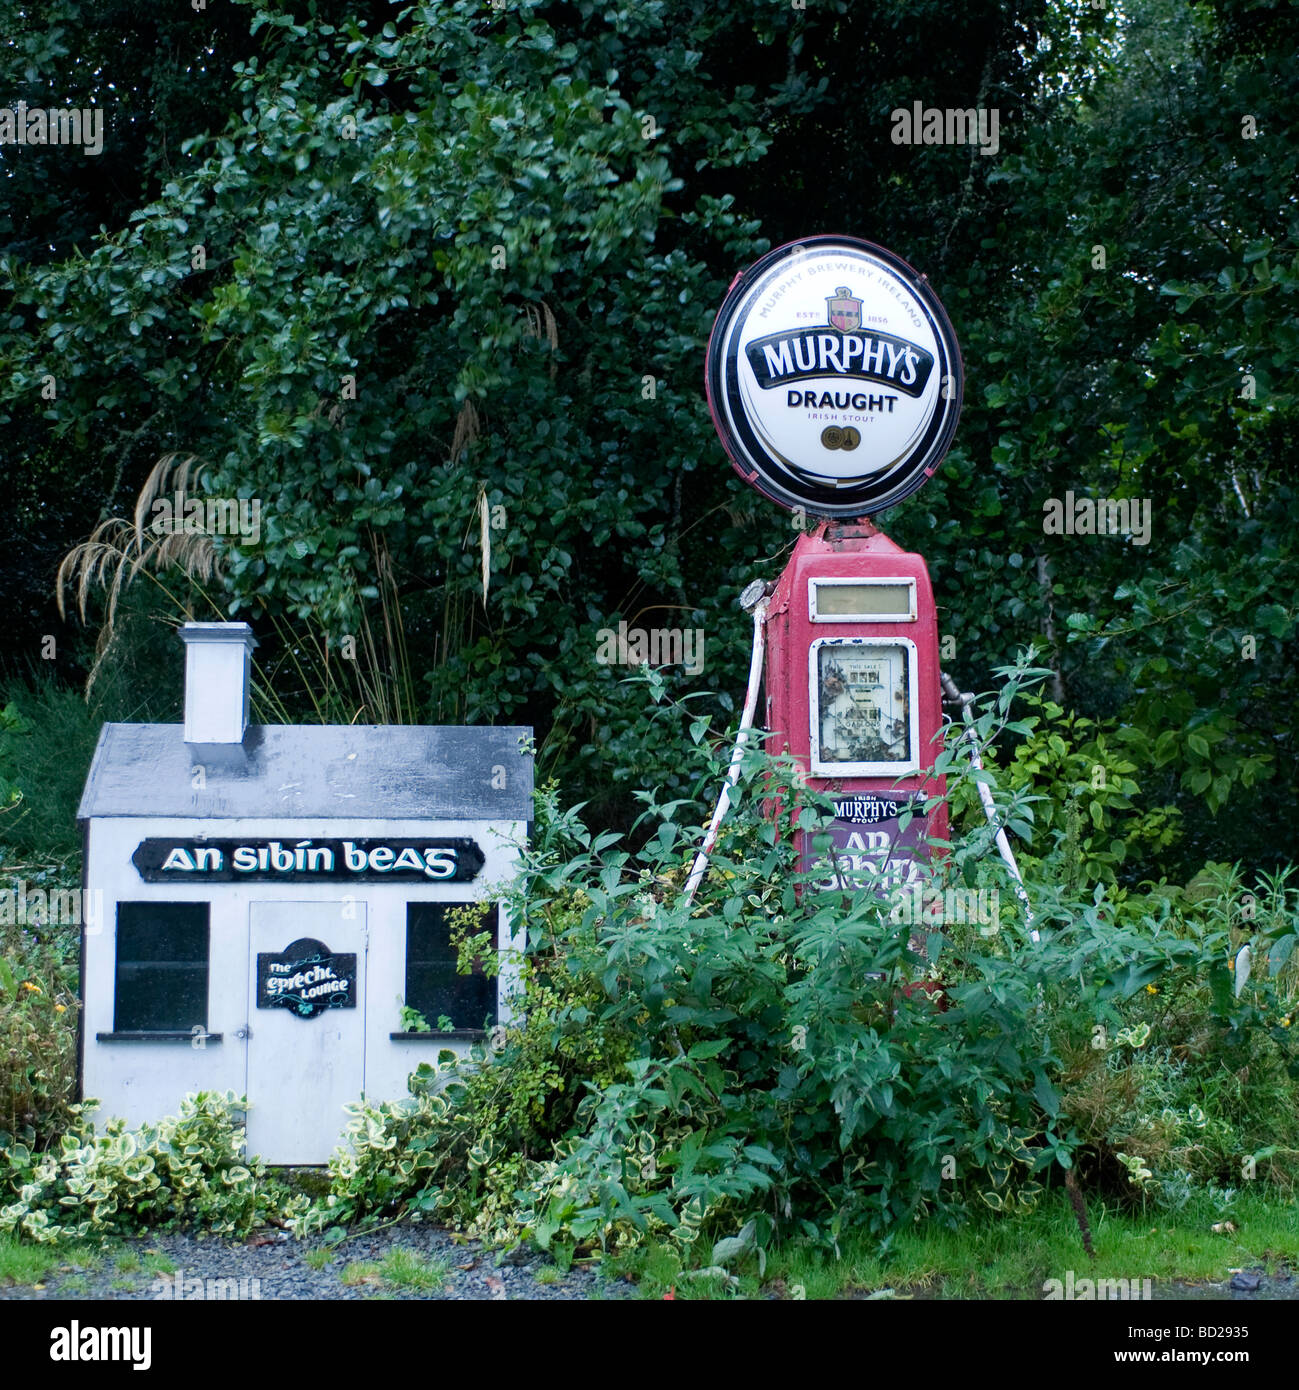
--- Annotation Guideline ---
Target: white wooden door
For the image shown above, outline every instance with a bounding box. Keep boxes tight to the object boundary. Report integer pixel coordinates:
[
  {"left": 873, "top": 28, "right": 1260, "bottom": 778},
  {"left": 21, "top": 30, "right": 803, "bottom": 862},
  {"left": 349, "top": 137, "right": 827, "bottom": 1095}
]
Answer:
[{"left": 245, "top": 901, "right": 367, "bottom": 1164}]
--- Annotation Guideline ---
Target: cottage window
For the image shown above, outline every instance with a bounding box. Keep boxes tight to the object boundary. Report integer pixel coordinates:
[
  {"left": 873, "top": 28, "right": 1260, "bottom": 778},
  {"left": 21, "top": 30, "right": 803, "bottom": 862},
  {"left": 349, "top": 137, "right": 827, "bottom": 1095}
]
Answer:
[
  {"left": 404, "top": 902, "right": 497, "bottom": 1034},
  {"left": 113, "top": 902, "right": 210, "bottom": 1033}
]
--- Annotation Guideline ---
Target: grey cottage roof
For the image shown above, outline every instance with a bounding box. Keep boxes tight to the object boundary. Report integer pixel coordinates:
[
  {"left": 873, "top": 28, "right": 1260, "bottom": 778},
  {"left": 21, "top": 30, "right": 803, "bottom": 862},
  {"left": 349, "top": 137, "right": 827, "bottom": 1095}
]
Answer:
[{"left": 78, "top": 724, "right": 534, "bottom": 822}]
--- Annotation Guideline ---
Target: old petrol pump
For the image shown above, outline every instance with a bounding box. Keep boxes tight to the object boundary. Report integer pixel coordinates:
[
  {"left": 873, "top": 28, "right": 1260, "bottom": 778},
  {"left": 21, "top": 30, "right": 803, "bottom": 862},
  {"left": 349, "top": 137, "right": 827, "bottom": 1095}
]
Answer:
[
  {"left": 762, "top": 521, "right": 948, "bottom": 890},
  {"left": 703, "top": 235, "right": 963, "bottom": 894}
]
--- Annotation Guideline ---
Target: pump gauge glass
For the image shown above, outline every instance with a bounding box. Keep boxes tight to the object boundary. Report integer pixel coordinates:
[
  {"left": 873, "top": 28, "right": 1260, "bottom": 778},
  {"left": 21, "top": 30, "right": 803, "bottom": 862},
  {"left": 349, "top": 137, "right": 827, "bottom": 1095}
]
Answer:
[{"left": 810, "top": 639, "right": 918, "bottom": 776}]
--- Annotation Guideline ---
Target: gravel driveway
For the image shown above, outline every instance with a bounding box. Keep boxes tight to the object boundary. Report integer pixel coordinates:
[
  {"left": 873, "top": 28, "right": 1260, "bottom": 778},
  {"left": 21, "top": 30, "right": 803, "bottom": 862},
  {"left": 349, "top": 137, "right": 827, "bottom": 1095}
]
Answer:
[{"left": 0, "top": 1222, "right": 627, "bottom": 1301}]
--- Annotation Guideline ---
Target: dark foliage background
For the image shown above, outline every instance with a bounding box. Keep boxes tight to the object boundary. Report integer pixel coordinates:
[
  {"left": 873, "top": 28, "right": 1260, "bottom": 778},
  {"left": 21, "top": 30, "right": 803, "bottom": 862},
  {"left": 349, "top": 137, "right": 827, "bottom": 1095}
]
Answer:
[{"left": 1, "top": 0, "right": 1295, "bottom": 880}]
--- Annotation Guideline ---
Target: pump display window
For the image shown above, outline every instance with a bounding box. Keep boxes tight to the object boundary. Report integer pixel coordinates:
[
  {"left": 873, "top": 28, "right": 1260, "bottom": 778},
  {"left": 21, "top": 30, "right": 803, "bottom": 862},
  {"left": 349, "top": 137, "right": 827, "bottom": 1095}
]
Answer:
[{"left": 809, "top": 636, "right": 919, "bottom": 777}]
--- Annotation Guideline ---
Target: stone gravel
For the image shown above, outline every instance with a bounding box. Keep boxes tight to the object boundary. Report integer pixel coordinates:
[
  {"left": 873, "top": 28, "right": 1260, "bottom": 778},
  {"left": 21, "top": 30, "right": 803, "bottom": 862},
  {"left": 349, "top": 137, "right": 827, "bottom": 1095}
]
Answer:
[{"left": 0, "top": 1222, "right": 630, "bottom": 1301}]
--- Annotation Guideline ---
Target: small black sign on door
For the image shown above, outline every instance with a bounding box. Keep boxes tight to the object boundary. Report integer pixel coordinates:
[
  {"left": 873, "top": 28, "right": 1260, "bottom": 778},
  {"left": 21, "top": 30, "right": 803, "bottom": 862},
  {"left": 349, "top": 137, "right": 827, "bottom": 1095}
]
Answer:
[{"left": 256, "top": 937, "right": 357, "bottom": 1019}]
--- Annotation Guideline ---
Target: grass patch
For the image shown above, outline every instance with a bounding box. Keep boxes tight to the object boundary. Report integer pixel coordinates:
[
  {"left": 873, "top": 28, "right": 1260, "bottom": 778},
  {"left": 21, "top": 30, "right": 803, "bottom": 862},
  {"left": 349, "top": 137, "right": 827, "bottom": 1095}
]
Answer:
[
  {"left": 304, "top": 1248, "right": 333, "bottom": 1271},
  {"left": 378, "top": 1247, "right": 447, "bottom": 1292},
  {"left": 0, "top": 1235, "right": 102, "bottom": 1287},
  {"left": 766, "top": 1190, "right": 1299, "bottom": 1301},
  {"left": 604, "top": 1242, "right": 749, "bottom": 1301},
  {"left": 604, "top": 1190, "right": 1299, "bottom": 1299},
  {"left": 341, "top": 1261, "right": 382, "bottom": 1288},
  {"left": 533, "top": 1265, "right": 562, "bottom": 1285},
  {"left": 142, "top": 1252, "right": 176, "bottom": 1277},
  {"left": 115, "top": 1251, "right": 141, "bottom": 1274}
]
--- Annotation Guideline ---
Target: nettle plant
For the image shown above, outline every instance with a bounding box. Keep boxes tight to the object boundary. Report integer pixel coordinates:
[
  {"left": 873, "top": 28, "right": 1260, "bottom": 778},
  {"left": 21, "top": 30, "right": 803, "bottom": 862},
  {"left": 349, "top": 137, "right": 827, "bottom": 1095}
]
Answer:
[{"left": 512, "top": 669, "right": 1070, "bottom": 1254}]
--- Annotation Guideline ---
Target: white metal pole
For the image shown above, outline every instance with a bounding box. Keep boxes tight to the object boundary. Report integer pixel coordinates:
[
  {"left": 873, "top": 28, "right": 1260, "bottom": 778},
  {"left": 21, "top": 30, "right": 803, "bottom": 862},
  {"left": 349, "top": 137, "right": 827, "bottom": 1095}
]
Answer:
[
  {"left": 682, "top": 587, "right": 770, "bottom": 907},
  {"left": 940, "top": 671, "right": 1039, "bottom": 943}
]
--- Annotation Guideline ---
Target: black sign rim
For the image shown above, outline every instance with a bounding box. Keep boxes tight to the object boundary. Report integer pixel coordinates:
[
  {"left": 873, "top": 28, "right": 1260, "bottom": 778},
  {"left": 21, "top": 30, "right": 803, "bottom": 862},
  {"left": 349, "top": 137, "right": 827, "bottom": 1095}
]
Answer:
[{"left": 705, "top": 234, "right": 964, "bottom": 518}]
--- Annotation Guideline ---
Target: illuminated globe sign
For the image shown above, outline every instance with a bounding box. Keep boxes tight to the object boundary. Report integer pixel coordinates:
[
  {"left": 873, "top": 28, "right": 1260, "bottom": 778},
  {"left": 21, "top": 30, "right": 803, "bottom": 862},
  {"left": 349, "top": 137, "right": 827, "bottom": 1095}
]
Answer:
[{"left": 705, "top": 235, "right": 963, "bottom": 517}]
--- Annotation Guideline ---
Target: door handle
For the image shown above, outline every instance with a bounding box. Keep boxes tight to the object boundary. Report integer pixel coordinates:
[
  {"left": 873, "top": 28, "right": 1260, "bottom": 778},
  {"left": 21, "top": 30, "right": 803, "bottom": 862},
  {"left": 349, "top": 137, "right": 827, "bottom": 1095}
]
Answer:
[{"left": 235, "top": 1025, "right": 252, "bottom": 1040}]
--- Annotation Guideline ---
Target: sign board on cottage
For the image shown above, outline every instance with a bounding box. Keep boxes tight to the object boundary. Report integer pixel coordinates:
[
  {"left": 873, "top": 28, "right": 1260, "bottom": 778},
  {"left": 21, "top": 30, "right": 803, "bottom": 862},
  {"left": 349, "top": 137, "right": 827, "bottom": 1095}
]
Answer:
[
  {"left": 131, "top": 837, "right": 485, "bottom": 884},
  {"left": 256, "top": 938, "right": 357, "bottom": 1018}
]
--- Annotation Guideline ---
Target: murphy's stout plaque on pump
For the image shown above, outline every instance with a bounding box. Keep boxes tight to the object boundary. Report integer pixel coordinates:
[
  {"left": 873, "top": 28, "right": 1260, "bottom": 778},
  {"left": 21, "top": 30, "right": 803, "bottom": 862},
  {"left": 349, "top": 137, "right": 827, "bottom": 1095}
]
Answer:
[{"left": 705, "top": 235, "right": 963, "bottom": 517}]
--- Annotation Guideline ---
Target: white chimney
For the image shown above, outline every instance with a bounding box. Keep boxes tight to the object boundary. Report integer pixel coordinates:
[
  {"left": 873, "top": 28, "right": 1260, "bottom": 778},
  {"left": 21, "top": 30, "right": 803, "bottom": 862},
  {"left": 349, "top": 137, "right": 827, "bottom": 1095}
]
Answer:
[{"left": 179, "top": 622, "right": 257, "bottom": 744}]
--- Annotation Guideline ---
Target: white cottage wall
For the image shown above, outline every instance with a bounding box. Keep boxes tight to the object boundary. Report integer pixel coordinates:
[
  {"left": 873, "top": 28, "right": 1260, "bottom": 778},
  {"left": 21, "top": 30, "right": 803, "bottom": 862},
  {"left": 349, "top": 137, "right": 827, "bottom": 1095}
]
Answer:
[{"left": 82, "top": 814, "right": 526, "bottom": 1160}]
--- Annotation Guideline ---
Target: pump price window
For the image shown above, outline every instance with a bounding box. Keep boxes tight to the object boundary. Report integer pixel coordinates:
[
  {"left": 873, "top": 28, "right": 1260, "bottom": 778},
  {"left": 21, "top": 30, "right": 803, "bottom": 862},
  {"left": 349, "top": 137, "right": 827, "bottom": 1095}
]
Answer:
[
  {"left": 809, "top": 638, "right": 920, "bottom": 777},
  {"left": 809, "top": 577, "right": 916, "bottom": 623}
]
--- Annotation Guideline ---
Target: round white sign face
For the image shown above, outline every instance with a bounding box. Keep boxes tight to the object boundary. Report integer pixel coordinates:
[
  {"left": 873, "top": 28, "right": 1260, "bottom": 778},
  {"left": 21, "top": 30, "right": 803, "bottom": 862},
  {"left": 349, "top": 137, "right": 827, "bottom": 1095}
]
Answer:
[{"left": 705, "top": 236, "right": 963, "bottom": 517}]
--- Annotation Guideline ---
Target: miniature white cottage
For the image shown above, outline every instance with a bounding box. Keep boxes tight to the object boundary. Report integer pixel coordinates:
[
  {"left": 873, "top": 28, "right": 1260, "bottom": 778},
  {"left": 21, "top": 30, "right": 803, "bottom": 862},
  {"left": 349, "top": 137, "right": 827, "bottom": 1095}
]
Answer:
[{"left": 77, "top": 622, "right": 532, "bottom": 1163}]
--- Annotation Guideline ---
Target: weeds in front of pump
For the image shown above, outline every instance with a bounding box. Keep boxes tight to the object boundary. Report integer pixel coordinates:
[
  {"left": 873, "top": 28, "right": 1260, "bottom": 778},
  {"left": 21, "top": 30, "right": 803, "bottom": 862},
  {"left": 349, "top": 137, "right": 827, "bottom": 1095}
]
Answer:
[{"left": 511, "top": 651, "right": 1297, "bottom": 1270}]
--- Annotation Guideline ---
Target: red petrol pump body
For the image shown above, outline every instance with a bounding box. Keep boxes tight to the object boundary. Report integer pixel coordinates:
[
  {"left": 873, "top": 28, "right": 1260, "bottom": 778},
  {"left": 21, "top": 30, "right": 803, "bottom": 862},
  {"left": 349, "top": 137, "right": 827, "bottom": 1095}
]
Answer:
[
  {"left": 705, "top": 235, "right": 963, "bottom": 893},
  {"left": 764, "top": 520, "right": 948, "bottom": 890}
]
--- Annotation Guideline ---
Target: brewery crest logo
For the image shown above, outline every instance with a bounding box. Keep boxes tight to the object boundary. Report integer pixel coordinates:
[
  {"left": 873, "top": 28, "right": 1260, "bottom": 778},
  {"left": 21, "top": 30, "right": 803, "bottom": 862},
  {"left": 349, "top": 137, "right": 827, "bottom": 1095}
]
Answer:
[
  {"left": 705, "top": 236, "right": 963, "bottom": 517},
  {"left": 826, "top": 286, "right": 862, "bottom": 333}
]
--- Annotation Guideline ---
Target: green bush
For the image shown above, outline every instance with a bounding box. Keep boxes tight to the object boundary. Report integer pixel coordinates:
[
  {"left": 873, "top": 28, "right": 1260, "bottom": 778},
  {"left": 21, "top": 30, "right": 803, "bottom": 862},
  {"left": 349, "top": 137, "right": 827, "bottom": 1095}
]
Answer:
[
  {"left": 0, "top": 677, "right": 105, "bottom": 871},
  {"left": 1056, "top": 860, "right": 1299, "bottom": 1203},
  {"left": 954, "top": 691, "right": 1184, "bottom": 891},
  {"left": 0, "top": 1091, "right": 295, "bottom": 1245},
  {"left": 0, "top": 907, "right": 80, "bottom": 1144}
]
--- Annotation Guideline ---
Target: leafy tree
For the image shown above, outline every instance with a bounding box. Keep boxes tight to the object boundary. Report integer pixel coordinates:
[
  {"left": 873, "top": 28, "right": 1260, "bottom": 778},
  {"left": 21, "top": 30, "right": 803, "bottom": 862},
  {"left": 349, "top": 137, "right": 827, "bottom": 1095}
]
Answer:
[{"left": 1, "top": 0, "right": 1294, "bottom": 858}]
